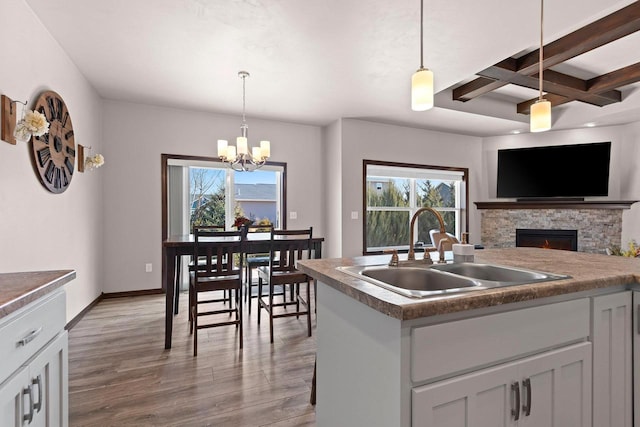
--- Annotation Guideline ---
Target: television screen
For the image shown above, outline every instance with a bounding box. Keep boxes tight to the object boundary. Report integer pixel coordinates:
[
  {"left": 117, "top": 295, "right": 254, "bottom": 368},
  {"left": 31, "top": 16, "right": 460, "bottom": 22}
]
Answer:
[{"left": 496, "top": 142, "right": 611, "bottom": 199}]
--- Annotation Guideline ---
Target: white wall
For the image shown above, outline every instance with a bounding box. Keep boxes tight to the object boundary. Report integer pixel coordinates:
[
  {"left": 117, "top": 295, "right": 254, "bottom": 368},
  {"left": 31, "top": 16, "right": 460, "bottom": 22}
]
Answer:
[
  {"left": 0, "top": 0, "right": 104, "bottom": 321},
  {"left": 482, "top": 124, "right": 640, "bottom": 245},
  {"left": 337, "top": 119, "right": 483, "bottom": 258},
  {"left": 323, "top": 119, "right": 343, "bottom": 258},
  {"left": 102, "top": 100, "right": 324, "bottom": 292}
]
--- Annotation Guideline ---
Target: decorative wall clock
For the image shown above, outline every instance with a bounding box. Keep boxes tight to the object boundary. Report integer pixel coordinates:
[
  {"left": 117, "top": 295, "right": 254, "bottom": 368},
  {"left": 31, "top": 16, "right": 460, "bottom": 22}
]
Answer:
[{"left": 31, "top": 91, "right": 75, "bottom": 193}]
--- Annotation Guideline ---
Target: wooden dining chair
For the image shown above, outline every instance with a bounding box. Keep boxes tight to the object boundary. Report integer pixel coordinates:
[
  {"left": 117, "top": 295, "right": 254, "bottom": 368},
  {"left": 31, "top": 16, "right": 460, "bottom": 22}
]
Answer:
[
  {"left": 189, "top": 227, "right": 245, "bottom": 356},
  {"left": 244, "top": 223, "right": 275, "bottom": 313},
  {"left": 257, "top": 227, "right": 313, "bottom": 343},
  {"left": 179, "top": 225, "right": 226, "bottom": 323}
]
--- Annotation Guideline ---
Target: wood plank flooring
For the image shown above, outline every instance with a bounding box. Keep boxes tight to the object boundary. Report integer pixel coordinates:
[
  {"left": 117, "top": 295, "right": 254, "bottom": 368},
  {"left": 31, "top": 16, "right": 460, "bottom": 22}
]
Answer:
[{"left": 68, "top": 290, "right": 317, "bottom": 426}]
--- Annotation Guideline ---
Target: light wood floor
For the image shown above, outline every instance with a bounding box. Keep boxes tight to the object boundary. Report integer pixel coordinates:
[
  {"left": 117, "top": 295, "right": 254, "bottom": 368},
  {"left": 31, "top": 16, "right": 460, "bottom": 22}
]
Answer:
[{"left": 68, "top": 289, "right": 317, "bottom": 426}]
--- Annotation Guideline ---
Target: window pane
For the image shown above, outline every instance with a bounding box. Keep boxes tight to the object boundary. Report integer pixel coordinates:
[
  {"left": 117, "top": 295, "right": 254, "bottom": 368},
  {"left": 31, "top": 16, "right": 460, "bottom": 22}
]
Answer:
[
  {"left": 233, "top": 169, "right": 278, "bottom": 226},
  {"left": 189, "top": 167, "right": 226, "bottom": 229},
  {"left": 367, "top": 210, "right": 410, "bottom": 248},
  {"left": 367, "top": 177, "right": 410, "bottom": 207},
  {"left": 416, "top": 180, "right": 457, "bottom": 208}
]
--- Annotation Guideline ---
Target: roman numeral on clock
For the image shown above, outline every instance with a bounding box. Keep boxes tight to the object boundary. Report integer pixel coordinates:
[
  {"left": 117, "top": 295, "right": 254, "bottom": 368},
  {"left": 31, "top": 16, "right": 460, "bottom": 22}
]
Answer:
[
  {"left": 37, "top": 147, "right": 51, "bottom": 168},
  {"left": 44, "top": 160, "right": 55, "bottom": 184}
]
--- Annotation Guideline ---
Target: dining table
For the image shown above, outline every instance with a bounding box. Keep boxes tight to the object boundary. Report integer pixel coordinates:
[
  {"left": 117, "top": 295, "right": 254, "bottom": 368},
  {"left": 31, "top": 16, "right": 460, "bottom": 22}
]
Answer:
[{"left": 162, "top": 233, "right": 324, "bottom": 349}]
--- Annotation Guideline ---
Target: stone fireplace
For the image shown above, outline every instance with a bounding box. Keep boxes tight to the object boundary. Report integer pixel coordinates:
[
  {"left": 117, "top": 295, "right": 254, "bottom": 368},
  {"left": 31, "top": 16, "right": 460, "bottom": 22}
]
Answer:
[{"left": 475, "top": 201, "right": 636, "bottom": 254}]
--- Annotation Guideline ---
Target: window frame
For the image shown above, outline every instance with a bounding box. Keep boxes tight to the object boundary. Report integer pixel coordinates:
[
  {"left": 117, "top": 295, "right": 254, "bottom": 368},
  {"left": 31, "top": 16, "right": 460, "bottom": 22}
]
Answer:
[
  {"left": 362, "top": 159, "right": 469, "bottom": 255},
  {"left": 161, "top": 154, "right": 287, "bottom": 241}
]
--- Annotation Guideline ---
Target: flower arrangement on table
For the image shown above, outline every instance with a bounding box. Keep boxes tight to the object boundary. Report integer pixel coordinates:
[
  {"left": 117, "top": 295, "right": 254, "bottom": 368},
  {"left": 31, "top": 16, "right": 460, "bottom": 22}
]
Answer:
[
  {"left": 607, "top": 240, "right": 640, "bottom": 258},
  {"left": 233, "top": 216, "right": 253, "bottom": 229},
  {"left": 14, "top": 109, "right": 49, "bottom": 142}
]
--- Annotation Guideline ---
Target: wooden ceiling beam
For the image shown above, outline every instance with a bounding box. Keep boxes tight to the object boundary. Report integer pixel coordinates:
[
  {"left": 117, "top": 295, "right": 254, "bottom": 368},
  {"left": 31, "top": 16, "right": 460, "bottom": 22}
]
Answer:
[
  {"left": 452, "top": 77, "right": 507, "bottom": 102},
  {"left": 477, "top": 66, "right": 621, "bottom": 106},
  {"left": 517, "top": 2, "right": 640, "bottom": 73},
  {"left": 516, "top": 62, "right": 640, "bottom": 114},
  {"left": 453, "top": 2, "right": 640, "bottom": 103}
]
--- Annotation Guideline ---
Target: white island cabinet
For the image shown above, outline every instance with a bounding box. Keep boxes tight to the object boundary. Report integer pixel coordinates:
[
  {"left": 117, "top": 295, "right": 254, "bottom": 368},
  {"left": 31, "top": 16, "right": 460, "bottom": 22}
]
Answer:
[
  {"left": 299, "top": 248, "right": 640, "bottom": 427},
  {"left": 316, "top": 283, "right": 594, "bottom": 427},
  {"left": 0, "top": 271, "right": 73, "bottom": 427}
]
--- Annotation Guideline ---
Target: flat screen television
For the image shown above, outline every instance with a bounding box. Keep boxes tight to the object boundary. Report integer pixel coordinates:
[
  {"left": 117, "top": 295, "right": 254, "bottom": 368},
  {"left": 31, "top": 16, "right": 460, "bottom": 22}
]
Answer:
[{"left": 496, "top": 142, "right": 611, "bottom": 199}]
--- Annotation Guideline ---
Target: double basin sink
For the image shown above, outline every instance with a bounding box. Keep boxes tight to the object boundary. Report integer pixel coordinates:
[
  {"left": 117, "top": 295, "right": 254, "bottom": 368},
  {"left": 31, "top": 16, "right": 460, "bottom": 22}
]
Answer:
[{"left": 337, "top": 262, "right": 570, "bottom": 298}]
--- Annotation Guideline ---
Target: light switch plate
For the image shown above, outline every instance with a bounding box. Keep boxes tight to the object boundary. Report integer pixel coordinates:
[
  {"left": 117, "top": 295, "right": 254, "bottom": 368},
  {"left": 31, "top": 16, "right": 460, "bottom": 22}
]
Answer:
[
  {"left": 145, "top": 263, "right": 152, "bottom": 273},
  {"left": 351, "top": 211, "right": 359, "bottom": 220},
  {"left": 290, "top": 211, "right": 297, "bottom": 219}
]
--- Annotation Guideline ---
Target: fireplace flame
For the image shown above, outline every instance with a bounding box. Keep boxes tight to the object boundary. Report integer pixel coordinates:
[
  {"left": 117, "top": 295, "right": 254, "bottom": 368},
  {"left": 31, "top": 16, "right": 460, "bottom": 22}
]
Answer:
[{"left": 543, "top": 240, "right": 551, "bottom": 249}]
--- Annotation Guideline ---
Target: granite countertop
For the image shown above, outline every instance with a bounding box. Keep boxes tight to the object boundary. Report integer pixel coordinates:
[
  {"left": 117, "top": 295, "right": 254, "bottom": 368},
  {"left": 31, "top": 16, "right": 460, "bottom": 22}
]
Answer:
[
  {"left": 297, "top": 247, "right": 640, "bottom": 321},
  {"left": 0, "top": 270, "right": 76, "bottom": 319}
]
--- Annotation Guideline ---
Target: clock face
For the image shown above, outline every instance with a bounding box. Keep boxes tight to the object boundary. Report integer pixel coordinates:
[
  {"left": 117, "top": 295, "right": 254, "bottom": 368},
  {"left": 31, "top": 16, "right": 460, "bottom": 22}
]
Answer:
[{"left": 31, "top": 91, "right": 75, "bottom": 193}]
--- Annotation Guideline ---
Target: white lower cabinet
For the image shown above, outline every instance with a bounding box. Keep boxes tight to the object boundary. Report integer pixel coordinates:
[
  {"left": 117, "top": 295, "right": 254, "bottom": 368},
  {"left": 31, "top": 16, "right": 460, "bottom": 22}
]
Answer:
[
  {"left": 0, "top": 332, "right": 68, "bottom": 427},
  {"left": 0, "top": 289, "right": 68, "bottom": 427},
  {"left": 592, "top": 291, "right": 633, "bottom": 427},
  {"left": 412, "top": 342, "right": 592, "bottom": 427},
  {"left": 634, "top": 291, "right": 640, "bottom": 427}
]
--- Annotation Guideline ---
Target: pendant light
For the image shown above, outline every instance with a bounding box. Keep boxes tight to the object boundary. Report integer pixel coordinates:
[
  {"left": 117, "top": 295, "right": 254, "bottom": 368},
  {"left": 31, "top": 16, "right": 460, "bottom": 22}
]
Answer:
[
  {"left": 411, "top": 0, "right": 434, "bottom": 111},
  {"left": 530, "top": 0, "right": 551, "bottom": 132}
]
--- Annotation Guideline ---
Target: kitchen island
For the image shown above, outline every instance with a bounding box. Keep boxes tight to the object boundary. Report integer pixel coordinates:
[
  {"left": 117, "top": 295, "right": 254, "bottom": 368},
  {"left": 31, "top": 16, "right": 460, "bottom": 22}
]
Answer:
[{"left": 298, "top": 248, "right": 640, "bottom": 427}]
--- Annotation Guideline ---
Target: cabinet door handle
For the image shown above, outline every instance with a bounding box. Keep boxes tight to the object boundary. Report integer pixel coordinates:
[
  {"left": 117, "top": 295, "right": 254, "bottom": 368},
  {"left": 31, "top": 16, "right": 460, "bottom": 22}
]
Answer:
[
  {"left": 522, "top": 377, "right": 532, "bottom": 416},
  {"left": 22, "top": 385, "right": 34, "bottom": 424},
  {"left": 32, "top": 375, "right": 42, "bottom": 413},
  {"left": 511, "top": 381, "right": 520, "bottom": 421},
  {"left": 17, "top": 327, "right": 43, "bottom": 347}
]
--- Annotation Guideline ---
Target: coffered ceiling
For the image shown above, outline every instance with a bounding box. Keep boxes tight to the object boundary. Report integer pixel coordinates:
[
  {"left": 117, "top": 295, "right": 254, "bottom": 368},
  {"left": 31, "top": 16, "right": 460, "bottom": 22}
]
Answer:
[{"left": 24, "top": 0, "right": 640, "bottom": 137}]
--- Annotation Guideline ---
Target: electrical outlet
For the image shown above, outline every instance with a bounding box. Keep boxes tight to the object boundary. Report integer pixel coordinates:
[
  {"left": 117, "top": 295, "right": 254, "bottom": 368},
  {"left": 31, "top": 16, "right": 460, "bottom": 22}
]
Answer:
[
  {"left": 351, "top": 211, "right": 359, "bottom": 220},
  {"left": 290, "top": 211, "right": 297, "bottom": 219},
  {"left": 145, "top": 263, "right": 152, "bottom": 273}
]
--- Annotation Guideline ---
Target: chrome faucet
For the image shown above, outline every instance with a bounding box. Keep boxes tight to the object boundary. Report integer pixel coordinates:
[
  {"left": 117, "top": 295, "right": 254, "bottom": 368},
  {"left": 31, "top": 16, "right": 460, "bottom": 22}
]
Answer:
[{"left": 407, "top": 207, "right": 452, "bottom": 264}]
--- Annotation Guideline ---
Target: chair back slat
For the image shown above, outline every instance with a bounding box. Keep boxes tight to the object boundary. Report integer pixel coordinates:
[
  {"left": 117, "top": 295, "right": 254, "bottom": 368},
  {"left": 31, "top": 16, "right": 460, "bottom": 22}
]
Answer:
[
  {"left": 268, "top": 227, "right": 313, "bottom": 273},
  {"left": 193, "top": 227, "right": 245, "bottom": 281}
]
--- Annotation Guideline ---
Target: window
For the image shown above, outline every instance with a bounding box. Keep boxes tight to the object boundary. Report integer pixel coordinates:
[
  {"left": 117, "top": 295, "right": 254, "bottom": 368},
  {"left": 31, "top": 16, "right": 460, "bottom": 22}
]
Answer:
[
  {"left": 363, "top": 160, "right": 468, "bottom": 254},
  {"left": 163, "top": 155, "right": 286, "bottom": 238}
]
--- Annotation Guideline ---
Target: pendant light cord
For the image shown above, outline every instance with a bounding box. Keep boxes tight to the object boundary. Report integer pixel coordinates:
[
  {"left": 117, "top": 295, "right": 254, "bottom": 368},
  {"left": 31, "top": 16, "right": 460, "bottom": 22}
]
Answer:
[
  {"left": 419, "top": 0, "right": 424, "bottom": 69},
  {"left": 539, "top": 0, "right": 544, "bottom": 102}
]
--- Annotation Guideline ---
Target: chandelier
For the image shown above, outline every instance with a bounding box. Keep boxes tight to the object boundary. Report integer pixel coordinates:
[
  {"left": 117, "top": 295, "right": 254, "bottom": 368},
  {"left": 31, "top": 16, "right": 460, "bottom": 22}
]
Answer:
[{"left": 217, "top": 71, "right": 271, "bottom": 171}]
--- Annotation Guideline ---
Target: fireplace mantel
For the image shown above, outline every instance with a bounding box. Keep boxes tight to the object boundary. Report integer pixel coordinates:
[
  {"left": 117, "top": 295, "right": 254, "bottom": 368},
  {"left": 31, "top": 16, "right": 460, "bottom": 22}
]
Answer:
[{"left": 475, "top": 200, "right": 637, "bottom": 210}]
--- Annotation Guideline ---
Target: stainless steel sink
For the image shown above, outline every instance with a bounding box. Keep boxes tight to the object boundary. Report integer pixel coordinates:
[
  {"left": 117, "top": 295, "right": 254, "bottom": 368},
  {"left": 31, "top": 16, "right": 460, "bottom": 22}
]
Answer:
[
  {"left": 430, "top": 262, "right": 569, "bottom": 285},
  {"left": 338, "top": 265, "right": 486, "bottom": 298},
  {"left": 337, "top": 262, "right": 570, "bottom": 299}
]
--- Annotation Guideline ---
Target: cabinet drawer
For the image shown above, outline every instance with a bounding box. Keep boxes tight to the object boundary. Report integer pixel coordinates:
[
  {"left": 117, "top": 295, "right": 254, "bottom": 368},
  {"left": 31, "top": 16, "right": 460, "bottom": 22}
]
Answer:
[
  {"left": 0, "top": 290, "right": 65, "bottom": 384},
  {"left": 411, "top": 298, "right": 590, "bottom": 383}
]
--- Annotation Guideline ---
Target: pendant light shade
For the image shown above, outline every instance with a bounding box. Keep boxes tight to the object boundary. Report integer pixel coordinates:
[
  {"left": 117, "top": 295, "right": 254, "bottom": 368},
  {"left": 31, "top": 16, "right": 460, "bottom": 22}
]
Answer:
[
  {"left": 411, "top": 0, "right": 433, "bottom": 111},
  {"left": 412, "top": 68, "right": 434, "bottom": 111},
  {"left": 531, "top": 0, "right": 551, "bottom": 132},
  {"left": 530, "top": 99, "right": 551, "bottom": 132}
]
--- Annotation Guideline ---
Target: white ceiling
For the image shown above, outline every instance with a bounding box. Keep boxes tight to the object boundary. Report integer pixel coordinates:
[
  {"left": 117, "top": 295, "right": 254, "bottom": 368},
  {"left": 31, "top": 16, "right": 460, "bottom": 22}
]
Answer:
[{"left": 24, "top": 0, "right": 640, "bottom": 137}]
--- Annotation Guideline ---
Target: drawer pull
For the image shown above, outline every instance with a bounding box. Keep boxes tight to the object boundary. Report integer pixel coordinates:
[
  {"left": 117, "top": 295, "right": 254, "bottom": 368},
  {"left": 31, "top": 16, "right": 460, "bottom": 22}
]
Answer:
[
  {"left": 17, "top": 327, "right": 43, "bottom": 347},
  {"left": 32, "top": 375, "right": 42, "bottom": 413},
  {"left": 23, "top": 385, "right": 34, "bottom": 424}
]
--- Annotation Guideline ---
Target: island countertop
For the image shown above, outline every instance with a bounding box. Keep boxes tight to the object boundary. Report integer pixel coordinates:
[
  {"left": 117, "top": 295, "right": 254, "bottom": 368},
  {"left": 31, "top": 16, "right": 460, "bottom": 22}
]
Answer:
[
  {"left": 297, "top": 247, "right": 640, "bottom": 320},
  {"left": 0, "top": 270, "right": 76, "bottom": 319}
]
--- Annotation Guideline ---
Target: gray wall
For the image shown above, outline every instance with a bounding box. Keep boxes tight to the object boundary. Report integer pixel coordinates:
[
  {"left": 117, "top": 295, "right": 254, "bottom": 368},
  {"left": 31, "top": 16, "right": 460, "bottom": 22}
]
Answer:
[
  {"left": 101, "top": 101, "right": 324, "bottom": 293},
  {"left": 0, "top": 0, "right": 104, "bottom": 321}
]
